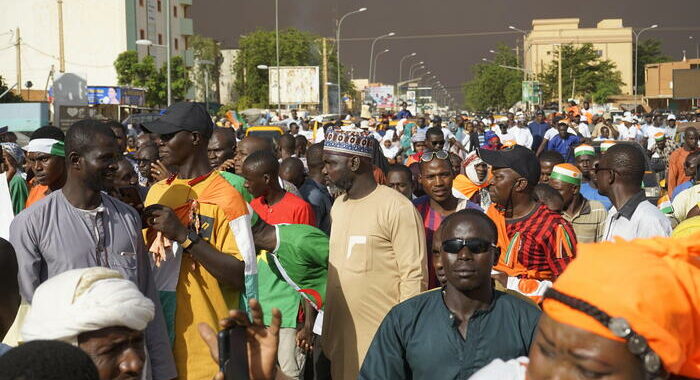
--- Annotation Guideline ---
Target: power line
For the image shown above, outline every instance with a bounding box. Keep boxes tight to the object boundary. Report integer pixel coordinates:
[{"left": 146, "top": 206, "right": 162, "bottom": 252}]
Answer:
[{"left": 338, "top": 30, "right": 520, "bottom": 42}]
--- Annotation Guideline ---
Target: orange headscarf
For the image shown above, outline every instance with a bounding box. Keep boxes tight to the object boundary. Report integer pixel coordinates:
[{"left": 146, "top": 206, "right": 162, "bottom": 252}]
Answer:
[{"left": 543, "top": 234, "right": 700, "bottom": 377}]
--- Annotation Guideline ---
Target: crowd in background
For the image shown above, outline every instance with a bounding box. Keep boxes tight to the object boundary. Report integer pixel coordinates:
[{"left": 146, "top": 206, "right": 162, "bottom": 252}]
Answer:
[{"left": 0, "top": 99, "right": 699, "bottom": 380}]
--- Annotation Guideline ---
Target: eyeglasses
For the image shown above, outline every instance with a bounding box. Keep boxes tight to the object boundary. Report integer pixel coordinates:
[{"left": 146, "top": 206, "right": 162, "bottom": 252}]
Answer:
[
  {"left": 442, "top": 238, "right": 497, "bottom": 254},
  {"left": 421, "top": 150, "right": 449, "bottom": 162}
]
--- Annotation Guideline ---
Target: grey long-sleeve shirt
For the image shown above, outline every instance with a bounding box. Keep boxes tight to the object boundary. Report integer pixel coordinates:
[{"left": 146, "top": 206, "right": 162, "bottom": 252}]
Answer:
[{"left": 10, "top": 190, "right": 177, "bottom": 380}]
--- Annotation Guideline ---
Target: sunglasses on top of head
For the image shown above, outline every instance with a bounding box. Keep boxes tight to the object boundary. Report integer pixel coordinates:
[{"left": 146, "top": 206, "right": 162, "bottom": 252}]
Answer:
[{"left": 421, "top": 150, "right": 449, "bottom": 162}]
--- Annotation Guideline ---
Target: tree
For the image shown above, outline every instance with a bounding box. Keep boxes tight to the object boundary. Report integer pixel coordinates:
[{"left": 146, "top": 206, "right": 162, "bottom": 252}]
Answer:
[
  {"left": 635, "top": 38, "right": 671, "bottom": 93},
  {"left": 114, "top": 51, "right": 191, "bottom": 107},
  {"left": 232, "top": 28, "right": 354, "bottom": 109},
  {"left": 0, "top": 75, "right": 23, "bottom": 103},
  {"left": 462, "top": 44, "right": 521, "bottom": 111},
  {"left": 190, "top": 34, "right": 223, "bottom": 103},
  {"left": 538, "top": 43, "right": 624, "bottom": 104}
]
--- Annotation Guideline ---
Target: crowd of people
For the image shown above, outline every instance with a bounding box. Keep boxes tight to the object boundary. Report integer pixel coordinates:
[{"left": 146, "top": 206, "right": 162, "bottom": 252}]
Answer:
[{"left": 0, "top": 99, "right": 699, "bottom": 380}]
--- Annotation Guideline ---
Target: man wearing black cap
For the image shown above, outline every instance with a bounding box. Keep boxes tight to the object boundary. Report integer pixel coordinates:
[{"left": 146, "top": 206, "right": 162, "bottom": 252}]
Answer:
[
  {"left": 142, "top": 102, "right": 257, "bottom": 380},
  {"left": 479, "top": 145, "right": 577, "bottom": 287}
]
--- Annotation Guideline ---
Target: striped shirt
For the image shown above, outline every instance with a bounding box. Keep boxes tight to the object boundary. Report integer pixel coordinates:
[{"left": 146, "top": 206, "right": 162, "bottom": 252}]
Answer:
[
  {"left": 506, "top": 204, "right": 577, "bottom": 278},
  {"left": 562, "top": 198, "right": 607, "bottom": 243}
]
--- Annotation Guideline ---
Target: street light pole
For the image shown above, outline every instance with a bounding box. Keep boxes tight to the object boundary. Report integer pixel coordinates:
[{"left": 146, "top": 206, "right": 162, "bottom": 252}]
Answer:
[
  {"left": 275, "top": 0, "right": 281, "bottom": 118},
  {"left": 509, "top": 25, "right": 528, "bottom": 81},
  {"left": 368, "top": 32, "right": 394, "bottom": 80},
  {"left": 398, "top": 52, "right": 416, "bottom": 82},
  {"left": 633, "top": 24, "right": 658, "bottom": 110},
  {"left": 408, "top": 62, "right": 424, "bottom": 80},
  {"left": 336, "top": 7, "right": 366, "bottom": 116},
  {"left": 691, "top": 36, "right": 699, "bottom": 59},
  {"left": 166, "top": 0, "right": 171, "bottom": 106},
  {"left": 371, "top": 49, "right": 389, "bottom": 82}
]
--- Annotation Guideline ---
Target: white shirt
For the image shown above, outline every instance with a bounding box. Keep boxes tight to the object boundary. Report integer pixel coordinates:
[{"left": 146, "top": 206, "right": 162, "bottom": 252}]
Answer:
[
  {"left": 617, "top": 124, "right": 640, "bottom": 141},
  {"left": 645, "top": 126, "right": 665, "bottom": 149},
  {"left": 544, "top": 127, "right": 577, "bottom": 140},
  {"left": 672, "top": 184, "right": 700, "bottom": 222},
  {"left": 507, "top": 126, "right": 533, "bottom": 149},
  {"left": 495, "top": 129, "right": 516, "bottom": 145},
  {"left": 577, "top": 122, "right": 591, "bottom": 138},
  {"left": 441, "top": 127, "right": 456, "bottom": 151},
  {"left": 602, "top": 192, "right": 672, "bottom": 241}
]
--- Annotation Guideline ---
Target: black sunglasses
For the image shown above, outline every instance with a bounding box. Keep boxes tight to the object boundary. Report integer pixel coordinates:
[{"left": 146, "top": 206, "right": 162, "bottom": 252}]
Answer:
[
  {"left": 421, "top": 150, "right": 449, "bottom": 162},
  {"left": 442, "top": 238, "right": 497, "bottom": 254}
]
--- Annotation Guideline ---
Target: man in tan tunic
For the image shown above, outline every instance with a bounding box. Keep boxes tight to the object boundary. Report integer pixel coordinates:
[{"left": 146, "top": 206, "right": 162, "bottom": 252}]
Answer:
[{"left": 321, "top": 127, "right": 427, "bottom": 379}]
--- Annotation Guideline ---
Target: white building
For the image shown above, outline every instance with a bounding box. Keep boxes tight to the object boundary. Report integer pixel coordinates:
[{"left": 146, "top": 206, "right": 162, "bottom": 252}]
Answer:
[{"left": 0, "top": 0, "right": 194, "bottom": 98}]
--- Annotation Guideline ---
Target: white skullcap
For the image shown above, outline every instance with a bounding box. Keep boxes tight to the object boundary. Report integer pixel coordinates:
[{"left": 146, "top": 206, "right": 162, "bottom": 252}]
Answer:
[
  {"left": 22, "top": 267, "right": 154, "bottom": 345},
  {"left": 668, "top": 114, "right": 676, "bottom": 121}
]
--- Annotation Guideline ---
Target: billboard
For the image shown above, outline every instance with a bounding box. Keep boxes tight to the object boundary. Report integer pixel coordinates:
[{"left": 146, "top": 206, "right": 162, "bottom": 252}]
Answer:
[
  {"left": 522, "top": 81, "right": 541, "bottom": 104},
  {"left": 673, "top": 69, "right": 700, "bottom": 99},
  {"left": 88, "top": 86, "right": 121, "bottom": 105},
  {"left": 366, "top": 85, "right": 395, "bottom": 109},
  {"left": 268, "top": 66, "right": 320, "bottom": 105}
]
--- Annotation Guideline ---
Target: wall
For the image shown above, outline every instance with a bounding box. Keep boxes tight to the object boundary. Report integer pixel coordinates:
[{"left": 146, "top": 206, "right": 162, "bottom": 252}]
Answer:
[
  {"left": 0, "top": 0, "right": 128, "bottom": 91},
  {"left": 524, "top": 18, "right": 633, "bottom": 95}
]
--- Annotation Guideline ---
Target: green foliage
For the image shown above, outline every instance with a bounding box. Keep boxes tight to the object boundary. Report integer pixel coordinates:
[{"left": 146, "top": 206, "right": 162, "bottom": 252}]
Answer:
[
  {"left": 0, "top": 75, "right": 23, "bottom": 103},
  {"left": 190, "top": 34, "right": 223, "bottom": 102},
  {"left": 232, "top": 28, "right": 353, "bottom": 109},
  {"left": 114, "top": 52, "right": 191, "bottom": 107},
  {"left": 538, "top": 43, "right": 624, "bottom": 104},
  {"left": 635, "top": 38, "right": 671, "bottom": 92},
  {"left": 462, "top": 44, "right": 522, "bottom": 111}
]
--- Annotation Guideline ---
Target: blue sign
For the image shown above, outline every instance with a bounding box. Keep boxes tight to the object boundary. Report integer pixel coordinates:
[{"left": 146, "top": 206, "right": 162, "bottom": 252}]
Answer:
[{"left": 88, "top": 86, "right": 121, "bottom": 105}]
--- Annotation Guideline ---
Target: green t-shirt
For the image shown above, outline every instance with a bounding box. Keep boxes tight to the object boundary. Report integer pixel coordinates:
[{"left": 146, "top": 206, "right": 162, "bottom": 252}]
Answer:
[
  {"left": 8, "top": 174, "right": 28, "bottom": 215},
  {"left": 258, "top": 223, "right": 329, "bottom": 327}
]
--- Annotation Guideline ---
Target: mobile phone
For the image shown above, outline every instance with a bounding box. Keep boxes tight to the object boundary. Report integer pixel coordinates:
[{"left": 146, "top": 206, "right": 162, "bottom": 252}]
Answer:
[{"left": 218, "top": 326, "right": 249, "bottom": 380}]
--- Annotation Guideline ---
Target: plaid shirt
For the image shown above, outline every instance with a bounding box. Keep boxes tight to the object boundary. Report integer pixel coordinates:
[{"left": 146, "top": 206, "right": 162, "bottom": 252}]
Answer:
[{"left": 506, "top": 203, "right": 577, "bottom": 278}]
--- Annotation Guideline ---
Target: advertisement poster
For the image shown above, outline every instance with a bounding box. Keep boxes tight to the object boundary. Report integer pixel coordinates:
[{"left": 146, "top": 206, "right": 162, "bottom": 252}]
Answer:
[
  {"left": 88, "top": 87, "right": 121, "bottom": 105},
  {"left": 366, "top": 85, "right": 395, "bottom": 109}
]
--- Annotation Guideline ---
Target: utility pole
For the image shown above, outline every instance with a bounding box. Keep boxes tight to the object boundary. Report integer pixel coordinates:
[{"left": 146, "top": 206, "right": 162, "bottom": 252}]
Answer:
[
  {"left": 165, "top": 0, "right": 171, "bottom": 106},
  {"left": 57, "top": 0, "right": 65, "bottom": 72},
  {"left": 15, "top": 28, "right": 21, "bottom": 96},
  {"left": 557, "top": 44, "right": 562, "bottom": 113},
  {"left": 322, "top": 38, "right": 329, "bottom": 114}
]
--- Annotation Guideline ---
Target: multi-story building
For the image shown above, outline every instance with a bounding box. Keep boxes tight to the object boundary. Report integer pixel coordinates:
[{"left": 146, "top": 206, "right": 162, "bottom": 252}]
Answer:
[
  {"left": 523, "top": 18, "right": 634, "bottom": 95},
  {"left": 645, "top": 58, "right": 700, "bottom": 111},
  {"left": 0, "top": 0, "right": 193, "bottom": 99}
]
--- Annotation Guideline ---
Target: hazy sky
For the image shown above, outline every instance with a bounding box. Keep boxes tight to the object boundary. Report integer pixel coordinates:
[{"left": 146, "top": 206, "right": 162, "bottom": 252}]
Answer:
[{"left": 192, "top": 0, "right": 700, "bottom": 104}]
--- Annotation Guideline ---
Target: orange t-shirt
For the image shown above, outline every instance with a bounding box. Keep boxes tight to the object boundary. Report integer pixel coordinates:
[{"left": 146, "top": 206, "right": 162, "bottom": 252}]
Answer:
[{"left": 25, "top": 184, "right": 49, "bottom": 208}]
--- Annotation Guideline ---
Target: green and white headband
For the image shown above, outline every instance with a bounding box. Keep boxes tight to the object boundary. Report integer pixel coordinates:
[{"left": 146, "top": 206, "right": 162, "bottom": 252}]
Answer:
[
  {"left": 574, "top": 144, "right": 595, "bottom": 158},
  {"left": 24, "top": 138, "right": 65, "bottom": 157},
  {"left": 550, "top": 163, "right": 583, "bottom": 185}
]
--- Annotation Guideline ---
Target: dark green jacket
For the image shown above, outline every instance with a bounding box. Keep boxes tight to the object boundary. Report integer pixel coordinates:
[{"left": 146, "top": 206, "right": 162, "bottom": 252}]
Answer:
[{"left": 359, "top": 288, "right": 541, "bottom": 380}]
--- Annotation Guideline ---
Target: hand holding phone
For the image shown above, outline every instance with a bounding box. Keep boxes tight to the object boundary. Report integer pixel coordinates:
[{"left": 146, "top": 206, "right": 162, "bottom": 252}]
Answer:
[{"left": 218, "top": 326, "right": 249, "bottom": 380}]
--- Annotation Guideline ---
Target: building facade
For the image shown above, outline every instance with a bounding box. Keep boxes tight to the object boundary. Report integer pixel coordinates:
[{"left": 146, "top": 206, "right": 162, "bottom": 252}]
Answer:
[
  {"left": 0, "top": 0, "right": 193, "bottom": 98},
  {"left": 645, "top": 58, "right": 700, "bottom": 111},
  {"left": 524, "top": 18, "right": 633, "bottom": 95}
]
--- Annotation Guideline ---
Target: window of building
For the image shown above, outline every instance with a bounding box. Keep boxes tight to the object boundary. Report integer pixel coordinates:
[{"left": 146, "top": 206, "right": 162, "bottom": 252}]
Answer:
[
  {"left": 184, "top": 36, "right": 190, "bottom": 50},
  {"left": 139, "top": 0, "right": 144, "bottom": 6},
  {"left": 691, "top": 64, "right": 700, "bottom": 70},
  {"left": 157, "top": 0, "right": 161, "bottom": 12},
  {"left": 174, "top": 38, "right": 179, "bottom": 50},
  {"left": 596, "top": 50, "right": 603, "bottom": 57},
  {"left": 139, "top": 29, "right": 145, "bottom": 39},
  {"left": 173, "top": 6, "right": 177, "bottom": 17},
  {"left": 158, "top": 34, "right": 163, "bottom": 45}
]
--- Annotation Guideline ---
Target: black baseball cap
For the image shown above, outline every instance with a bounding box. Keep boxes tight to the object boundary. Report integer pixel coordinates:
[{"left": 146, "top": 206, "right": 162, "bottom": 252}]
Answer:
[
  {"left": 143, "top": 102, "right": 213, "bottom": 136},
  {"left": 478, "top": 145, "right": 541, "bottom": 186}
]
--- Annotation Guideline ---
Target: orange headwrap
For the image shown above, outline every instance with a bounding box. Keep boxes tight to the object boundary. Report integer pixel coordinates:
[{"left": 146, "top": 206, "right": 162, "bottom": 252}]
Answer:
[{"left": 543, "top": 234, "right": 700, "bottom": 377}]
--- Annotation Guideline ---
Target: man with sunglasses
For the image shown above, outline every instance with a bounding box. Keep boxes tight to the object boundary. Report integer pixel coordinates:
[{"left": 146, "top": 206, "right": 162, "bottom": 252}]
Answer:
[
  {"left": 360, "top": 209, "right": 541, "bottom": 379},
  {"left": 479, "top": 145, "right": 577, "bottom": 301},
  {"left": 596, "top": 143, "right": 671, "bottom": 241},
  {"left": 413, "top": 149, "right": 480, "bottom": 289}
]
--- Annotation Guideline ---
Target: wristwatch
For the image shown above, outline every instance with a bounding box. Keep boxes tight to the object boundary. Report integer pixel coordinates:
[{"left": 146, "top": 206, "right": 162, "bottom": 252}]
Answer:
[{"left": 180, "top": 231, "right": 201, "bottom": 250}]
